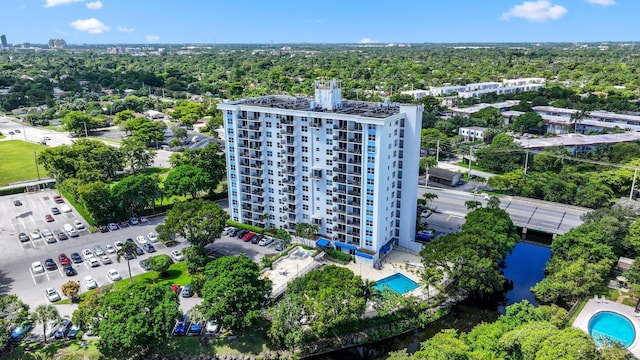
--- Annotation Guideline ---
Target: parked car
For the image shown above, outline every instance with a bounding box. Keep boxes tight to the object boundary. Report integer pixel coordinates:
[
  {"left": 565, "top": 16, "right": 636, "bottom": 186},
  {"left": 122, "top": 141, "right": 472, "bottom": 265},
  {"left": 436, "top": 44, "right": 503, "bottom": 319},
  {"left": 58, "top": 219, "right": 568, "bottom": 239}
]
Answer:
[
  {"left": 44, "top": 258, "right": 57, "bottom": 271},
  {"left": 54, "top": 320, "right": 72, "bottom": 339},
  {"left": 13, "top": 200, "right": 22, "bottom": 206},
  {"left": 60, "top": 205, "right": 71, "bottom": 213},
  {"left": 98, "top": 225, "right": 110, "bottom": 233},
  {"left": 251, "top": 234, "right": 264, "bottom": 244},
  {"left": 100, "top": 255, "right": 112, "bottom": 264},
  {"left": 18, "top": 232, "right": 29, "bottom": 242},
  {"left": 93, "top": 245, "right": 106, "bottom": 257},
  {"left": 236, "top": 230, "right": 248, "bottom": 238},
  {"left": 64, "top": 224, "right": 78, "bottom": 237},
  {"left": 66, "top": 325, "right": 80, "bottom": 339},
  {"left": 58, "top": 253, "right": 71, "bottom": 266},
  {"left": 187, "top": 322, "right": 203, "bottom": 336},
  {"left": 139, "top": 259, "right": 151, "bottom": 271},
  {"left": 420, "top": 209, "right": 433, "bottom": 218},
  {"left": 108, "top": 223, "right": 119, "bottom": 231},
  {"left": 45, "top": 214, "right": 55, "bottom": 222},
  {"left": 10, "top": 324, "right": 31, "bottom": 341},
  {"left": 30, "top": 230, "right": 41, "bottom": 240},
  {"left": 87, "top": 257, "right": 100, "bottom": 268},
  {"left": 181, "top": 284, "right": 192, "bottom": 298},
  {"left": 143, "top": 243, "right": 156, "bottom": 253},
  {"left": 44, "top": 235, "right": 57, "bottom": 244},
  {"left": 82, "top": 249, "right": 94, "bottom": 260},
  {"left": 51, "top": 207, "right": 61, "bottom": 215},
  {"left": 83, "top": 275, "right": 98, "bottom": 289},
  {"left": 45, "top": 287, "right": 61, "bottom": 302},
  {"left": 227, "top": 228, "right": 238, "bottom": 237},
  {"left": 205, "top": 321, "right": 219, "bottom": 335},
  {"left": 107, "top": 268, "right": 122, "bottom": 281},
  {"left": 53, "top": 195, "right": 64, "bottom": 203},
  {"left": 128, "top": 217, "right": 139, "bottom": 225},
  {"left": 172, "top": 315, "right": 189, "bottom": 336},
  {"left": 73, "top": 220, "right": 84, "bottom": 229},
  {"left": 275, "top": 241, "right": 286, "bottom": 252},
  {"left": 123, "top": 251, "right": 135, "bottom": 260},
  {"left": 41, "top": 229, "right": 53, "bottom": 238},
  {"left": 56, "top": 231, "right": 68, "bottom": 241},
  {"left": 170, "top": 250, "right": 185, "bottom": 262},
  {"left": 31, "top": 261, "right": 44, "bottom": 273},
  {"left": 114, "top": 241, "right": 124, "bottom": 251},
  {"left": 259, "top": 236, "right": 275, "bottom": 246},
  {"left": 64, "top": 265, "right": 77, "bottom": 276},
  {"left": 105, "top": 244, "right": 116, "bottom": 254},
  {"left": 242, "top": 232, "right": 256, "bottom": 242},
  {"left": 147, "top": 232, "right": 159, "bottom": 242},
  {"left": 134, "top": 245, "right": 144, "bottom": 256},
  {"left": 136, "top": 235, "right": 148, "bottom": 245},
  {"left": 44, "top": 320, "right": 59, "bottom": 339},
  {"left": 70, "top": 252, "right": 82, "bottom": 263},
  {"left": 139, "top": 216, "right": 149, "bottom": 223}
]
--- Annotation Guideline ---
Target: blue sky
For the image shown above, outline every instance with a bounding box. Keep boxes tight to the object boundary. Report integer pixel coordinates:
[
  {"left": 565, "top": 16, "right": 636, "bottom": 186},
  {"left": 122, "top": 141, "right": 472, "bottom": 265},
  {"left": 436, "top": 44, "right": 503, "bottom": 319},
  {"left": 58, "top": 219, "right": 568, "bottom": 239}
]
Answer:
[{"left": 1, "top": 0, "right": 637, "bottom": 44}]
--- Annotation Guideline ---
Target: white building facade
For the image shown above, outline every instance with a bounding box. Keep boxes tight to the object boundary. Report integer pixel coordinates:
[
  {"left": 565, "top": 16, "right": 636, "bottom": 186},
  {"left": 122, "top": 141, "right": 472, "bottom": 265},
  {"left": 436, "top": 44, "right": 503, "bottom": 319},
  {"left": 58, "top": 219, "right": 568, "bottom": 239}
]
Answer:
[{"left": 218, "top": 80, "right": 424, "bottom": 266}]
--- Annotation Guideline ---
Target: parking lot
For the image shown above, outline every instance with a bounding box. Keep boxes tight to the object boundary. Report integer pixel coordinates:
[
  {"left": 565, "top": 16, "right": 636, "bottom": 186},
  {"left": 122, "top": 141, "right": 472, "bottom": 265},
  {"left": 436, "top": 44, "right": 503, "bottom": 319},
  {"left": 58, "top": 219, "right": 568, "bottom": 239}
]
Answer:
[{"left": 0, "top": 189, "right": 279, "bottom": 308}]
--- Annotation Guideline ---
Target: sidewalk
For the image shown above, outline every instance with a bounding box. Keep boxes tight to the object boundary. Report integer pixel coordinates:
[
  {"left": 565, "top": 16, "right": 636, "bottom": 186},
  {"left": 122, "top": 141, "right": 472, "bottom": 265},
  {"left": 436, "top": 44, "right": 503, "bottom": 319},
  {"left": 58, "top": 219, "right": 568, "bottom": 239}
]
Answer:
[{"left": 436, "top": 160, "right": 497, "bottom": 180}]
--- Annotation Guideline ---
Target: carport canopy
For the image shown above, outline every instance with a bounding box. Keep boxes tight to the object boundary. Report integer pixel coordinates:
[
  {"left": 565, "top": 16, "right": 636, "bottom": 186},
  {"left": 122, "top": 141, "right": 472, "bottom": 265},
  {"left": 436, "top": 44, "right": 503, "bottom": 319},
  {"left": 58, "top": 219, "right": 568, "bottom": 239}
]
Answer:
[{"left": 316, "top": 238, "right": 330, "bottom": 248}]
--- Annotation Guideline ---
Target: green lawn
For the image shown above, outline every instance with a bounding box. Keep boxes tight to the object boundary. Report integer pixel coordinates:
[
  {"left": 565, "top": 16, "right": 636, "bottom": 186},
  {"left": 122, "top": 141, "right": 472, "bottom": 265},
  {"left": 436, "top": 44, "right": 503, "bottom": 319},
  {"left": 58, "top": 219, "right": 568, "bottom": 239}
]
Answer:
[
  {"left": 0, "top": 140, "right": 48, "bottom": 186},
  {"left": 113, "top": 260, "right": 191, "bottom": 290},
  {"left": 6, "top": 339, "right": 102, "bottom": 360}
]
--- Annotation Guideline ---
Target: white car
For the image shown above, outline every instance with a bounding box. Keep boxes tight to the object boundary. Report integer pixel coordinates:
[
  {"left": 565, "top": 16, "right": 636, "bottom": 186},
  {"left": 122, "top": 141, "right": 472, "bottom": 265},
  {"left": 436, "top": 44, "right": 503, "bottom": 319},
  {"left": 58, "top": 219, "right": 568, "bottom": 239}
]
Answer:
[
  {"left": 100, "top": 255, "right": 112, "bottom": 264},
  {"left": 170, "top": 250, "right": 185, "bottom": 262},
  {"left": 105, "top": 244, "right": 116, "bottom": 254},
  {"left": 83, "top": 275, "right": 98, "bottom": 289},
  {"left": 82, "top": 249, "right": 94, "bottom": 260},
  {"left": 41, "top": 229, "right": 53, "bottom": 237},
  {"left": 258, "top": 237, "right": 275, "bottom": 246},
  {"left": 31, "top": 261, "right": 45, "bottom": 273},
  {"left": 60, "top": 205, "right": 71, "bottom": 213},
  {"left": 30, "top": 230, "right": 41, "bottom": 240},
  {"left": 420, "top": 209, "right": 432, "bottom": 218},
  {"left": 73, "top": 220, "right": 84, "bottom": 229},
  {"left": 114, "top": 241, "right": 124, "bottom": 251},
  {"left": 87, "top": 257, "right": 100, "bottom": 268},
  {"left": 45, "top": 287, "right": 61, "bottom": 302},
  {"left": 136, "top": 235, "right": 148, "bottom": 245},
  {"left": 139, "top": 216, "right": 148, "bottom": 223},
  {"left": 147, "top": 232, "right": 158, "bottom": 243},
  {"left": 107, "top": 269, "right": 122, "bottom": 281}
]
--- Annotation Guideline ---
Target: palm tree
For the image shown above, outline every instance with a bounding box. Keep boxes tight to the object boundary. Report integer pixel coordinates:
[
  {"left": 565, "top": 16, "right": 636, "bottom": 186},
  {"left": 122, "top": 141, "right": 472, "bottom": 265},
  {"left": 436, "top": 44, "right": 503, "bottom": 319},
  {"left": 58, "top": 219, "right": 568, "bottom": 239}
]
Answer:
[
  {"left": 33, "top": 304, "right": 60, "bottom": 343},
  {"left": 422, "top": 192, "right": 438, "bottom": 208},
  {"left": 465, "top": 200, "right": 482, "bottom": 210},
  {"left": 362, "top": 279, "right": 381, "bottom": 302},
  {"left": 570, "top": 109, "right": 590, "bottom": 134},
  {"left": 421, "top": 268, "right": 443, "bottom": 301},
  {"left": 486, "top": 195, "right": 501, "bottom": 209},
  {"left": 116, "top": 241, "right": 138, "bottom": 284}
]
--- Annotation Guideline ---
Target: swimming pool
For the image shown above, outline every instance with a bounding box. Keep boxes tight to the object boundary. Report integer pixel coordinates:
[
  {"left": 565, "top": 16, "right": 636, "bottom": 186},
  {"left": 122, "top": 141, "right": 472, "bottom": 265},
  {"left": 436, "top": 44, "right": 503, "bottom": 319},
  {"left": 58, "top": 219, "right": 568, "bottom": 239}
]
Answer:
[
  {"left": 374, "top": 273, "right": 420, "bottom": 295},
  {"left": 588, "top": 311, "right": 636, "bottom": 348}
]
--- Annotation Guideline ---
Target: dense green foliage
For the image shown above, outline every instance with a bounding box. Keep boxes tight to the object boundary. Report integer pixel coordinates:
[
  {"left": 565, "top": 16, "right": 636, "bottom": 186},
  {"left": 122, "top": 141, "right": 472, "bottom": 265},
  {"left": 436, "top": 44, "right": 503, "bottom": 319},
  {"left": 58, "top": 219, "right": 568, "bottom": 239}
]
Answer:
[
  {"left": 164, "top": 199, "right": 228, "bottom": 247},
  {"left": 269, "top": 265, "right": 367, "bottom": 349},
  {"left": 0, "top": 295, "right": 30, "bottom": 352},
  {"left": 200, "top": 255, "right": 271, "bottom": 331},
  {"left": 533, "top": 207, "right": 636, "bottom": 304},
  {"left": 421, "top": 207, "right": 519, "bottom": 298},
  {"left": 388, "top": 301, "right": 624, "bottom": 360},
  {"left": 97, "top": 282, "right": 181, "bottom": 358}
]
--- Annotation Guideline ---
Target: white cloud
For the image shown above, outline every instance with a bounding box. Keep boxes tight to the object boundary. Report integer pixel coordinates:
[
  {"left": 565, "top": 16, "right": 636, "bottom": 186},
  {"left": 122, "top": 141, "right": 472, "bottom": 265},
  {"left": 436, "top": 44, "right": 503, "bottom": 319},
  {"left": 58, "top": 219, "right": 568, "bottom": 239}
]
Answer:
[
  {"left": 117, "top": 26, "right": 135, "bottom": 33},
  {"left": 69, "top": 18, "right": 111, "bottom": 34},
  {"left": 146, "top": 35, "right": 160, "bottom": 42},
  {"left": 501, "top": 0, "right": 568, "bottom": 21},
  {"left": 43, "top": 0, "right": 83, "bottom": 8},
  {"left": 586, "top": 0, "right": 616, "bottom": 6},
  {"left": 359, "top": 37, "right": 378, "bottom": 44},
  {"left": 85, "top": 1, "right": 102, "bottom": 9}
]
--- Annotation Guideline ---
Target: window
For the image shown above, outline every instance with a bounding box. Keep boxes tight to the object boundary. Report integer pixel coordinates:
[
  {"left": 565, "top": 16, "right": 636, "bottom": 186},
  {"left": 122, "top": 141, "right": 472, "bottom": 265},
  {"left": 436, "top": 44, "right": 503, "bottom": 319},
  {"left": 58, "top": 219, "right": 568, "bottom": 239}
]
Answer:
[
  {"left": 302, "top": 195, "right": 309, "bottom": 201},
  {"left": 367, "top": 178, "right": 374, "bottom": 185},
  {"left": 302, "top": 166, "right": 308, "bottom": 172},
  {"left": 326, "top": 128, "right": 333, "bottom": 135},
  {"left": 367, "top": 168, "right": 375, "bottom": 174},
  {"left": 366, "top": 229, "right": 373, "bottom": 236},
  {"left": 266, "top": 141, "right": 272, "bottom": 147},
  {"left": 365, "top": 239, "right": 372, "bottom": 247},
  {"left": 366, "top": 199, "right": 374, "bottom": 206},
  {"left": 326, "top": 149, "right": 333, "bottom": 156},
  {"left": 268, "top": 179, "right": 274, "bottom": 184},
  {"left": 302, "top": 185, "right": 309, "bottom": 192},
  {"left": 302, "top": 146, "right": 309, "bottom": 152},
  {"left": 269, "top": 206, "right": 275, "bottom": 211},
  {"left": 266, "top": 122, "right": 272, "bottom": 127},
  {"left": 267, "top": 169, "right": 273, "bottom": 175},
  {"left": 302, "top": 126, "right": 308, "bottom": 132},
  {"left": 267, "top": 150, "right": 273, "bottom": 156},
  {"left": 303, "top": 204, "right": 309, "bottom": 210},
  {"left": 326, "top": 160, "right": 333, "bottom": 166},
  {"left": 302, "top": 176, "right": 309, "bottom": 182},
  {"left": 326, "top": 139, "right": 333, "bottom": 145},
  {"left": 366, "top": 210, "right": 373, "bottom": 216},
  {"left": 302, "top": 156, "right": 309, "bottom": 162},
  {"left": 367, "top": 145, "right": 375, "bottom": 152},
  {"left": 326, "top": 199, "right": 333, "bottom": 205},
  {"left": 366, "top": 219, "right": 373, "bottom": 226},
  {"left": 267, "top": 160, "right": 273, "bottom": 166},
  {"left": 368, "top": 134, "right": 376, "bottom": 141},
  {"left": 266, "top": 131, "right": 272, "bottom": 137},
  {"left": 367, "top": 189, "right": 374, "bottom": 196},
  {"left": 302, "top": 136, "right": 308, "bottom": 142}
]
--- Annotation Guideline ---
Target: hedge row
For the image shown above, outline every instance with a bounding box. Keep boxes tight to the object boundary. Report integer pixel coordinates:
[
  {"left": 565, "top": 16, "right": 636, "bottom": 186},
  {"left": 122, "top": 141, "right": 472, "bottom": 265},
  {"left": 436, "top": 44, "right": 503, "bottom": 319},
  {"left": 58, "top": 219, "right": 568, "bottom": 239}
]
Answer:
[
  {"left": 0, "top": 186, "right": 26, "bottom": 196},
  {"left": 325, "top": 248, "right": 353, "bottom": 263},
  {"left": 226, "top": 220, "right": 264, "bottom": 234}
]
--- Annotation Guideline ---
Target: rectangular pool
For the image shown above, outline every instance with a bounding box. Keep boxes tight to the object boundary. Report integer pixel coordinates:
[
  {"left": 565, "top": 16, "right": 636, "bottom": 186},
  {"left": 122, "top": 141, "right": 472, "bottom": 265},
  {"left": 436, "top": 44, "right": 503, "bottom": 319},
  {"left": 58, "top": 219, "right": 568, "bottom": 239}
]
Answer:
[{"left": 374, "top": 273, "right": 420, "bottom": 295}]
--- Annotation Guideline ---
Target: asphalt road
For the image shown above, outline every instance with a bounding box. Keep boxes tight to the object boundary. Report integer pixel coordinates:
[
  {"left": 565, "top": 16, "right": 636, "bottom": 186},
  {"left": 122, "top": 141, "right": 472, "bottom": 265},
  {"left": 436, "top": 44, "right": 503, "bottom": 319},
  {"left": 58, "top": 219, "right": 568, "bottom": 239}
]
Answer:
[{"left": 419, "top": 186, "right": 588, "bottom": 235}]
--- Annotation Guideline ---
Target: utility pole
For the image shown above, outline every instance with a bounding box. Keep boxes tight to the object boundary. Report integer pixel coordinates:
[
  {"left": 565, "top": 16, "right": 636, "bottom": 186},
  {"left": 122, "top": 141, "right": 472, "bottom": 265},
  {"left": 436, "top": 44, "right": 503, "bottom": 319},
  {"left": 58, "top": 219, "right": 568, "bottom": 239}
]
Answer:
[
  {"left": 81, "top": 121, "right": 88, "bottom": 137},
  {"left": 523, "top": 151, "right": 529, "bottom": 177},
  {"left": 436, "top": 139, "right": 440, "bottom": 164},
  {"left": 468, "top": 147, "right": 473, "bottom": 178},
  {"left": 630, "top": 168, "right": 638, "bottom": 201}
]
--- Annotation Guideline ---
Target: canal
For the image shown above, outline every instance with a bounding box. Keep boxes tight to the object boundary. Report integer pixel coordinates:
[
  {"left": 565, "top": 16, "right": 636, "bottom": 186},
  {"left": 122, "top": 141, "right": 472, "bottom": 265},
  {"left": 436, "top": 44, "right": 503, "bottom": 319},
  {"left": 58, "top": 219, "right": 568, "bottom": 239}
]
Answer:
[{"left": 314, "top": 240, "right": 552, "bottom": 359}]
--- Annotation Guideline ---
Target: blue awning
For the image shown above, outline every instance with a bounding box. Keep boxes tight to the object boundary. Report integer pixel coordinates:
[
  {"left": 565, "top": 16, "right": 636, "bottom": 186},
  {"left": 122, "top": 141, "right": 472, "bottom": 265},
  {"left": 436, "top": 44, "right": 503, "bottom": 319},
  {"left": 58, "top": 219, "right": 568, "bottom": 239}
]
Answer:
[
  {"left": 334, "top": 241, "right": 358, "bottom": 251},
  {"left": 379, "top": 245, "right": 390, "bottom": 254},
  {"left": 316, "top": 238, "right": 330, "bottom": 248},
  {"left": 355, "top": 251, "right": 373, "bottom": 259}
]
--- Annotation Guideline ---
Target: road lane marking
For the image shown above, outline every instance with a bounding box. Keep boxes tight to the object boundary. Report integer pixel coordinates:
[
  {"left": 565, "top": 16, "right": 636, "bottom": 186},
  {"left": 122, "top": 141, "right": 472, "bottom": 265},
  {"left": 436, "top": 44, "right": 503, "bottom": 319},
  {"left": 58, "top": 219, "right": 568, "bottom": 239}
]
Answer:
[{"left": 445, "top": 215, "right": 452, "bottom": 222}]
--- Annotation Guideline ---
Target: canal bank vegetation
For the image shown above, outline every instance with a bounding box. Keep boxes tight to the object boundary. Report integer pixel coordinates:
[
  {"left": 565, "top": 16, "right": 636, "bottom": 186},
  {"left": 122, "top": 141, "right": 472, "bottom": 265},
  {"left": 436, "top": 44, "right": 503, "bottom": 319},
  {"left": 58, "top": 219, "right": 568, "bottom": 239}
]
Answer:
[{"left": 387, "top": 300, "right": 633, "bottom": 360}]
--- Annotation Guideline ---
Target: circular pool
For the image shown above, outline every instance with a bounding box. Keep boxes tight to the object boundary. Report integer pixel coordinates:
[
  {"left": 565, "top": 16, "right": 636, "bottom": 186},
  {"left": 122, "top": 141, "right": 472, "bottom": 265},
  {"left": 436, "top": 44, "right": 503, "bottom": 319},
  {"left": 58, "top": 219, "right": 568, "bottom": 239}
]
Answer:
[{"left": 588, "top": 311, "right": 636, "bottom": 348}]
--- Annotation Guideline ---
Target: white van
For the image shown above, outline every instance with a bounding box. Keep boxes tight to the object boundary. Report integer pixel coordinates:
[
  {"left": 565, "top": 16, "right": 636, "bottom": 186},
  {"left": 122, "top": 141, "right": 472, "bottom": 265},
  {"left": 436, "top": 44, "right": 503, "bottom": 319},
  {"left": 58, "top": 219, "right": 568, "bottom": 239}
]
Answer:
[{"left": 63, "top": 224, "right": 78, "bottom": 237}]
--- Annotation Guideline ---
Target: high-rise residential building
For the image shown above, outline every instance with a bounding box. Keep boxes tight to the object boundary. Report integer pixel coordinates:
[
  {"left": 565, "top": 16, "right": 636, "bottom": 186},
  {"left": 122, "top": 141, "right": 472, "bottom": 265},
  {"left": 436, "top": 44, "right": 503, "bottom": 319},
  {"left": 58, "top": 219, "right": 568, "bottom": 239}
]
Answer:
[
  {"left": 218, "top": 80, "right": 423, "bottom": 266},
  {"left": 0, "top": 34, "right": 7, "bottom": 48}
]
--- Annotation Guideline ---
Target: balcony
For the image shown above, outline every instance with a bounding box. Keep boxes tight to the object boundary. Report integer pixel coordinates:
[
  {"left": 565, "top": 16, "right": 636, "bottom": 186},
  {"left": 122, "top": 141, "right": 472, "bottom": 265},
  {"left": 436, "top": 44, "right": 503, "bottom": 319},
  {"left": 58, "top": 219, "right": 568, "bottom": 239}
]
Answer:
[
  {"left": 249, "top": 171, "right": 264, "bottom": 178},
  {"left": 282, "top": 187, "right": 298, "bottom": 196},
  {"left": 282, "top": 138, "right": 298, "bottom": 147},
  {"left": 282, "top": 168, "right": 298, "bottom": 177},
  {"left": 284, "top": 158, "right": 296, "bottom": 166}
]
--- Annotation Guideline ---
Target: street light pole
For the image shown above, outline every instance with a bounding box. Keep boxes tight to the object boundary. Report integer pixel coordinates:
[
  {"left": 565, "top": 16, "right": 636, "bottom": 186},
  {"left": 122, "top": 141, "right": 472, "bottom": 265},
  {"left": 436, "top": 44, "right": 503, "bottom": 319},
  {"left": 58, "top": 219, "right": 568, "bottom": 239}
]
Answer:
[
  {"left": 82, "top": 122, "right": 88, "bottom": 137},
  {"left": 34, "top": 151, "right": 40, "bottom": 180},
  {"left": 22, "top": 122, "right": 26, "bottom": 140}
]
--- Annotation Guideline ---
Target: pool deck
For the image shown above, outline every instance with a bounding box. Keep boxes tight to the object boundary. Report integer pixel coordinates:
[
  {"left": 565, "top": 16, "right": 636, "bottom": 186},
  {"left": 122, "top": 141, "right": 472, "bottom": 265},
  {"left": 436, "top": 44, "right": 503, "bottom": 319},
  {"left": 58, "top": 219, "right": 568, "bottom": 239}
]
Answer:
[{"left": 573, "top": 298, "right": 640, "bottom": 357}]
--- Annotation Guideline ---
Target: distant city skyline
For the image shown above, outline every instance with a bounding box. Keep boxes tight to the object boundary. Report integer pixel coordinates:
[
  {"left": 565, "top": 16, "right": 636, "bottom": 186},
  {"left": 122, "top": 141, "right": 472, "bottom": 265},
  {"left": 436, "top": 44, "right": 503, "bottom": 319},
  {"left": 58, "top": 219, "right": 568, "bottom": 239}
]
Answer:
[{"left": 0, "top": 0, "right": 636, "bottom": 44}]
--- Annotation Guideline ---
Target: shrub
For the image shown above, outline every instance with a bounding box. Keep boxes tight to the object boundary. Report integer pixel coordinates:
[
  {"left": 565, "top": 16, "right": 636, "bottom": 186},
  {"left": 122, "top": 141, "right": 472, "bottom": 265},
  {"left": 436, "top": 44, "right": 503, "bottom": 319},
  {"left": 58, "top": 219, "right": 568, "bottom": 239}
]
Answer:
[
  {"left": 325, "top": 248, "right": 353, "bottom": 263},
  {"left": 226, "top": 220, "right": 264, "bottom": 234}
]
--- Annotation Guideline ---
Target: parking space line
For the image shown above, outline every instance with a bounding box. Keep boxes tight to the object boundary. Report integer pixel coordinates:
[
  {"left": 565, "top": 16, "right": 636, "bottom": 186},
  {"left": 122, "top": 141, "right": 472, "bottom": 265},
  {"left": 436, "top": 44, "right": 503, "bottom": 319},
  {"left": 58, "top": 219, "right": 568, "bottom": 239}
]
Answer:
[{"left": 29, "top": 269, "right": 37, "bottom": 285}]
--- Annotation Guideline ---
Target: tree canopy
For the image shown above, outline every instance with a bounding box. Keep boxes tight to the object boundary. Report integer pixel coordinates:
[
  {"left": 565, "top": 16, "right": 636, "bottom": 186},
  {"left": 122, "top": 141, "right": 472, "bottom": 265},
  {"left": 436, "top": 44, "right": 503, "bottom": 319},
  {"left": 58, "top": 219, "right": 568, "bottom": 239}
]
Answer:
[{"left": 164, "top": 199, "right": 228, "bottom": 247}]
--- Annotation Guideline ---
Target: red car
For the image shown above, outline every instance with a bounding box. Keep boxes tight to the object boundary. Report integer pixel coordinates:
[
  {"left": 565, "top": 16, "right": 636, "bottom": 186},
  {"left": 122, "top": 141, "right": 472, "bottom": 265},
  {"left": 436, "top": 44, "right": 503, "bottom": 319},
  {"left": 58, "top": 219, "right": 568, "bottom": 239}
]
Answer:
[
  {"left": 45, "top": 214, "right": 55, "bottom": 222},
  {"left": 53, "top": 195, "right": 64, "bottom": 204},
  {"left": 58, "top": 253, "right": 71, "bottom": 266},
  {"left": 242, "top": 232, "right": 256, "bottom": 242}
]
